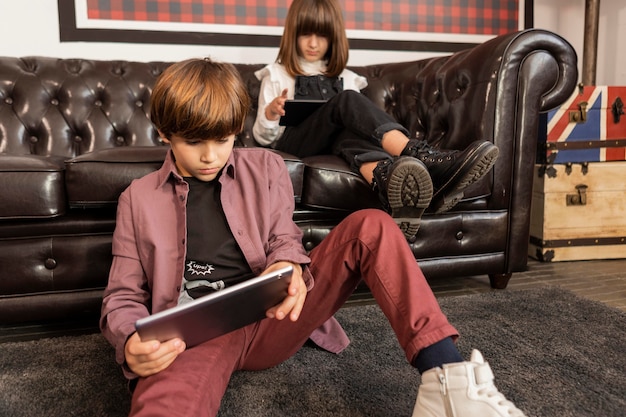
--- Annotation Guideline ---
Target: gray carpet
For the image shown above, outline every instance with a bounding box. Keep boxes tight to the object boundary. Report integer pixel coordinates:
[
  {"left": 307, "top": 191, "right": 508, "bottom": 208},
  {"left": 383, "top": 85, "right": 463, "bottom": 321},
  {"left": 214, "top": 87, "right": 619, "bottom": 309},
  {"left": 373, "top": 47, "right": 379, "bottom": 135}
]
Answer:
[{"left": 1, "top": 287, "right": 624, "bottom": 417}]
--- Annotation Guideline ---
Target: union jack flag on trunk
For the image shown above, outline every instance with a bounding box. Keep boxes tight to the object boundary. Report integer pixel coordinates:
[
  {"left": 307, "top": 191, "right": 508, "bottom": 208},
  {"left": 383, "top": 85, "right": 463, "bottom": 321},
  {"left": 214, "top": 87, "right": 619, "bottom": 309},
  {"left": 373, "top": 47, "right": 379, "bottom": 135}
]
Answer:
[{"left": 539, "top": 86, "right": 626, "bottom": 163}]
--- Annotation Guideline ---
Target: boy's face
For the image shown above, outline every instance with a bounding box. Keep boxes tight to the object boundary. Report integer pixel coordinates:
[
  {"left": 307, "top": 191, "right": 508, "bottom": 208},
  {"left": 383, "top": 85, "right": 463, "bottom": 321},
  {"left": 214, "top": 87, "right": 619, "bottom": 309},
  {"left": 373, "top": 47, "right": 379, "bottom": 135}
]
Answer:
[{"left": 162, "top": 134, "right": 235, "bottom": 182}]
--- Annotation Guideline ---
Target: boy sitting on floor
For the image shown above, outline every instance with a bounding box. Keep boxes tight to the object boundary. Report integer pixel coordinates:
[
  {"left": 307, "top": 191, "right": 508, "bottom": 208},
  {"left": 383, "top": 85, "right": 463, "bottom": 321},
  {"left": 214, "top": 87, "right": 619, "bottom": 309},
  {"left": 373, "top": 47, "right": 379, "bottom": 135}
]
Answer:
[{"left": 100, "top": 57, "right": 526, "bottom": 417}]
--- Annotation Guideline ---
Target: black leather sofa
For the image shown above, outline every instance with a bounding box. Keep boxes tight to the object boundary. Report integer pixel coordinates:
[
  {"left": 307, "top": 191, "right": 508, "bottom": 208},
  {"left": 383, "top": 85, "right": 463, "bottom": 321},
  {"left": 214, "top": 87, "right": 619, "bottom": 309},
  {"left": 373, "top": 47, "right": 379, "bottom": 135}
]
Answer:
[{"left": 0, "top": 29, "right": 578, "bottom": 337}]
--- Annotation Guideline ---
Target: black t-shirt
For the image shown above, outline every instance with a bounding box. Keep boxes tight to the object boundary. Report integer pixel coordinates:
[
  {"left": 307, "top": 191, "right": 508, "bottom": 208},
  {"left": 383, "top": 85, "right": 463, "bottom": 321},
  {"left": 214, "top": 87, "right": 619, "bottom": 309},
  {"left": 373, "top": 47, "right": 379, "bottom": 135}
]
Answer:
[{"left": 183, "top": 176, "right": 253, "bottom": 298}]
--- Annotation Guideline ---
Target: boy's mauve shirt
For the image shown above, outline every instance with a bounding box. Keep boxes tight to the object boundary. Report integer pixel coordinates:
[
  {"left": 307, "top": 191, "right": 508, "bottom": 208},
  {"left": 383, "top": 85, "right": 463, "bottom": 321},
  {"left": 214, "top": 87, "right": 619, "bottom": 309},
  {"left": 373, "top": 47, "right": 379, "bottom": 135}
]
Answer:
[{"left": 100, "top": 148, "right": 349, "bottom": 376}]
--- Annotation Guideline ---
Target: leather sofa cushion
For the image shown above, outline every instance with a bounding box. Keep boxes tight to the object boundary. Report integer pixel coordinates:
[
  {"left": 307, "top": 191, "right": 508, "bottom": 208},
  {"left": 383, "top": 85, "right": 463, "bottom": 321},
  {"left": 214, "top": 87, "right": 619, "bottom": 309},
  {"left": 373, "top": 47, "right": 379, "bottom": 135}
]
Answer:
[
  {"left": 65, "top": 146, "right": 305, "bottom": 207},
  {"left": 268, "top": 150, "right": 304, "bottom": 203},
  {"left": 300, "top": 154, "right": 493, "bottom": 212},
  {"left": 0, "top": 155, "right": 67, "bottom": 219},
  {"left": 301, "top": 155, "right": 381, "bottom": 211},
  {"left": 65, "top": 146, "right": 169, "bottom": 208}
]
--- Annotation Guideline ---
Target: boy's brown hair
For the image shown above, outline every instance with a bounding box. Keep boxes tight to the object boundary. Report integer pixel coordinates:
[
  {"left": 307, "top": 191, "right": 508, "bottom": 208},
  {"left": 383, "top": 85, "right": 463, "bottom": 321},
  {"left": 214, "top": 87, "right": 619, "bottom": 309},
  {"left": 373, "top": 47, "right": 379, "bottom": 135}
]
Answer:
[
  {"left": 277, "top": 0, "right": 349, "bottom": 78},
  {"left": 150, "top": 58, "right": 250, "bottom": 140}
]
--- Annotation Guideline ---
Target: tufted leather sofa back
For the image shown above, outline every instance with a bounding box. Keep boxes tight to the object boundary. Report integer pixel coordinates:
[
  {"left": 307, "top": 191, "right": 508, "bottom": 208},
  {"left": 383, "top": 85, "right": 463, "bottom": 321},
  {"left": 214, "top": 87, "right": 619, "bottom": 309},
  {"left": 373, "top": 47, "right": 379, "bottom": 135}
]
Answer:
[
  {"left": 0, "top": 58, "right": 171, "bottom": 157},
  {"left": 0, "top": 56, "right": 481, "bottom": 157},
  {"left": 1, "top": 28, "right": 579, "bottom": 165}
]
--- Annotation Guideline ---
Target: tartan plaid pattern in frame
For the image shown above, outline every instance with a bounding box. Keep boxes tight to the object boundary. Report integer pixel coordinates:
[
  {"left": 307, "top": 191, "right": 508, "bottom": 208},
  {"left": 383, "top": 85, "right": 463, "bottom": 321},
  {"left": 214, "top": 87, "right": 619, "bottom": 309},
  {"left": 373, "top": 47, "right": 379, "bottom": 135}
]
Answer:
[{"left": 86, "top": 0, "right": 519, "bottom": 35}]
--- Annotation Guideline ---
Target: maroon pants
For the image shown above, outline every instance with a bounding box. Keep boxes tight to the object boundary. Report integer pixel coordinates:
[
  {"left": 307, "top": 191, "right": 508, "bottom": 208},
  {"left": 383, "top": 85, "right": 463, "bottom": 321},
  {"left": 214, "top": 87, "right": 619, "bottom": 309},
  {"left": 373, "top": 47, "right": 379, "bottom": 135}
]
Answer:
[{"left": 129, "top": 209, "right": 458, "bottom": 416}]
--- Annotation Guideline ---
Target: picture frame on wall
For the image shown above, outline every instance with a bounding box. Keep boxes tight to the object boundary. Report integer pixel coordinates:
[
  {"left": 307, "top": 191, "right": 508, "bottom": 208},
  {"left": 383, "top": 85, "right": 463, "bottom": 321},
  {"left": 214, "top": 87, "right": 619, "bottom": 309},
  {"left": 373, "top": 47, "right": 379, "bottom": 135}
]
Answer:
[{"left": 58, "top": 0, "right": 532, "bottom": 54}]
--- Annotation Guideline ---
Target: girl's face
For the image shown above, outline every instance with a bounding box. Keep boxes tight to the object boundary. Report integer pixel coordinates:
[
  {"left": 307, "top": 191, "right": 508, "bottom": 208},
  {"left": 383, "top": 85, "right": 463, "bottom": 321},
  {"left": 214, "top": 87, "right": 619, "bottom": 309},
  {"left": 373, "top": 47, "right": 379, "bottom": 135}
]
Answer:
[{"left": 297, "top": 34, "right": 329, "bottom": 62}]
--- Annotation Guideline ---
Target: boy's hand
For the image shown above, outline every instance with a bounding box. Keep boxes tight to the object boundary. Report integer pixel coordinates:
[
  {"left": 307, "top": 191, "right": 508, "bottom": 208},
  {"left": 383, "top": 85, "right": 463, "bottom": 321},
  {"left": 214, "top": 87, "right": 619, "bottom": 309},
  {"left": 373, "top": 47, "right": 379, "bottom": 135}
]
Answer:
[
  {"left": 124, "top": 332, "right": 186, "bottom": 377},
  {"left": 264, "top": 261, "right": 306, "bottom": 322},
  {"left": 265, "top": 89, "right": 289, "bottom": 121}
]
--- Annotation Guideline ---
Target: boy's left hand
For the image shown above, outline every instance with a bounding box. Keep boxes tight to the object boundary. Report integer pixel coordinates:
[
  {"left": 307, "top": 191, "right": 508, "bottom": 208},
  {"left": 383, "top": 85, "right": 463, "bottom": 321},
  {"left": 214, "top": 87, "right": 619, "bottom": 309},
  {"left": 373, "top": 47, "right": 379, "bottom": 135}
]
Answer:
[{"left": 264, "top": 261, "right": 306, "bottom": 322}]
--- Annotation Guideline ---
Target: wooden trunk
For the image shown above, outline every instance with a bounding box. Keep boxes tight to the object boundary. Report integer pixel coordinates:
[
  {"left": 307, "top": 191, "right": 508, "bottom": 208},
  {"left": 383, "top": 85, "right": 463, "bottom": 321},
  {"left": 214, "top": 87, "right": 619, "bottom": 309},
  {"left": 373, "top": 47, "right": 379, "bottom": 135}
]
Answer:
[{"left": 529, "top": 162, "right": 626, "bottom": 262}]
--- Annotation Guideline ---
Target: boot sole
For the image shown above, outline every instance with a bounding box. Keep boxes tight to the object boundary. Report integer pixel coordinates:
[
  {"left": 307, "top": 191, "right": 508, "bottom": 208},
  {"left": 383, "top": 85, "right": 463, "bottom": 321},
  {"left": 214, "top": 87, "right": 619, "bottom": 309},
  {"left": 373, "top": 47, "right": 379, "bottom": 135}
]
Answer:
[
  {"left": 431, "top": 143, "right": 499, "bottom": 213},
  {"left": 387, "top": 157, "right": 433, "bottom": 242}
]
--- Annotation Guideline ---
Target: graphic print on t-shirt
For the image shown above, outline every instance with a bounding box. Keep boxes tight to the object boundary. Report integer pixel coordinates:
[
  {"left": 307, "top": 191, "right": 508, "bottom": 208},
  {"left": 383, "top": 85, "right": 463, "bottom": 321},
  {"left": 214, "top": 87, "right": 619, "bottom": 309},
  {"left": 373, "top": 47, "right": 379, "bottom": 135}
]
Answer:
[
  {"left": 184, "top": 260, "right": 225, "bottom": 293},
  {"left": 187, "top": 260, "right": 215, "bottom": 276}
]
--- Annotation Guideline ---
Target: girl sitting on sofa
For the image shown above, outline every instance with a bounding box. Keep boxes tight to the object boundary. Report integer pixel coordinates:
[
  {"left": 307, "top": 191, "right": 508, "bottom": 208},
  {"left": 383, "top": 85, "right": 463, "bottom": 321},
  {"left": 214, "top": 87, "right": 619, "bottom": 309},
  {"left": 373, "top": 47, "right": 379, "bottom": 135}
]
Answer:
[{"left": 253, "top": 0, "right": 498, "bottom": 242}]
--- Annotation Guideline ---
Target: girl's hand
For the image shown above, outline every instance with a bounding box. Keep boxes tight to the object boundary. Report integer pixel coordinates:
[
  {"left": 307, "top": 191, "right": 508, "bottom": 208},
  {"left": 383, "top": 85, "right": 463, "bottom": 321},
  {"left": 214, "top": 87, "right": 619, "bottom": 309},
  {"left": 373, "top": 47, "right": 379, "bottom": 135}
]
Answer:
[
  {"left": 124, "top": 332, "right": 186, "bottom": 377},
  {"left": 265, "top": 89, "right": 289, "bottom": 121},
  {"left": 264, "top": 261, "right": 306, "bottom": 322}
]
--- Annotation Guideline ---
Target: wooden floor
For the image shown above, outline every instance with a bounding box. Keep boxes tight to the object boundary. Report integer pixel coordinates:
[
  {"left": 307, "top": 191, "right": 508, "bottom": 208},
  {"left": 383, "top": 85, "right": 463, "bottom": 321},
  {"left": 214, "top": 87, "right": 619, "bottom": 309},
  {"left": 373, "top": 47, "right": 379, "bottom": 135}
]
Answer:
[{"left": 427, "top": 257, "right": 626, "bottom": 312}]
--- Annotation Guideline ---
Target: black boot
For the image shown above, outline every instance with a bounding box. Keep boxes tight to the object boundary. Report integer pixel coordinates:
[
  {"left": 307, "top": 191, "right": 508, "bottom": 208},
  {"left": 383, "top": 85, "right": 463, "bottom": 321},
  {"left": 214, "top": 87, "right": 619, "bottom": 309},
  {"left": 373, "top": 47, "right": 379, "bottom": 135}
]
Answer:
[
  {"left": 402, "top": 140, "right": 499, "bottom": 213},
  {"left": 372, "top": 156, "right": 433, "bottom": 242}
]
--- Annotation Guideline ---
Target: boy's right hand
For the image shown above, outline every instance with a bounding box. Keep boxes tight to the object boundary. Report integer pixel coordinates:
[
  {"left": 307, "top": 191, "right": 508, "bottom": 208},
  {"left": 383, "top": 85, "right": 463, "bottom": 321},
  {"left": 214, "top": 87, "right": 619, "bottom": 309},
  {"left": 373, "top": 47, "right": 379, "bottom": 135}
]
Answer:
[
  {"left": 265, "top": 88, "right": 289, "bottom": 121},
  {"left": 124, "top": 332, "right": 186, "bottom": 377}
]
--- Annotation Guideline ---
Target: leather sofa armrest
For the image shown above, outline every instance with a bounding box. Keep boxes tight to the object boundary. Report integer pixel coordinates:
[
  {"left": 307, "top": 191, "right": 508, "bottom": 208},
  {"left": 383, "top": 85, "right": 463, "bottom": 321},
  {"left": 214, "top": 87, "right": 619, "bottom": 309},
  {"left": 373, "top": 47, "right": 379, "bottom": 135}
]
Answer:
[
  {"left": 409, "top": 29, "right": 577, "bottom": 271},
  {"left": 363, "top": 29, "right": 578, "bottom": 272}
]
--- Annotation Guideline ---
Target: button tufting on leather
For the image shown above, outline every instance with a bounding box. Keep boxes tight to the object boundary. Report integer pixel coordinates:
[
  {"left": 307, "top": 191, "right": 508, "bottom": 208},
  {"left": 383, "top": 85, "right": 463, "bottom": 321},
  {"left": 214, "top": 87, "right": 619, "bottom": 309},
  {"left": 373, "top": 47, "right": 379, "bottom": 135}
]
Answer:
[
  {"left": 23, "top": 61, "right": 38, "bottom": 72},
  {"left": 4, "top": 97, "right": 13, "bottom": 105},
  {"left": 116, "top": 136, "right": 125, "bottom": 144},
  {"left": 29, "top": 136, "right": 38, "bottom": 143},
  {"left": 94, "top": 100, "right": 102, "bottom": 106},
  {"left": 455, "top": 231, "right": 464, "bottom": 240},
  {"left": 67, "top": 63, "right": 81, "bottom": 74},
  {"left": 44, "top": 258, "right": 57, "bottom": 269},
  {"left": 50, "top": 98, "right": 59, "bottom": 106},
  {"left": 135, "top": 100, "right": 143, "bottom": 107},
  {"left": 74, "top": 136, "right": 82, "bottom": 143}
]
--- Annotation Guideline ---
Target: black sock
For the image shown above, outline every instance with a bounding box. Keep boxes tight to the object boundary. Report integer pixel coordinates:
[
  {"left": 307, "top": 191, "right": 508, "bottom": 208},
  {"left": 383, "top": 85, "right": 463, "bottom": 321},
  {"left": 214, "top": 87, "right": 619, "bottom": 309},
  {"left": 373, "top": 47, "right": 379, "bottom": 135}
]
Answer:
[{"left": 412, "top": 337, "right": 464, "bottom": 374}]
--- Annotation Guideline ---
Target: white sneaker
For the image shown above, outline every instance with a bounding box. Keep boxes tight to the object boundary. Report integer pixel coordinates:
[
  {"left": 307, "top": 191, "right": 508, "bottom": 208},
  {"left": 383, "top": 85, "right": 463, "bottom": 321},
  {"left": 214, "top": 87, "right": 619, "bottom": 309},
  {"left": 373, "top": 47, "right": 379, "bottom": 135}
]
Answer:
[{"left": 412, "top": 349, "right": 527, "bottom": 417}]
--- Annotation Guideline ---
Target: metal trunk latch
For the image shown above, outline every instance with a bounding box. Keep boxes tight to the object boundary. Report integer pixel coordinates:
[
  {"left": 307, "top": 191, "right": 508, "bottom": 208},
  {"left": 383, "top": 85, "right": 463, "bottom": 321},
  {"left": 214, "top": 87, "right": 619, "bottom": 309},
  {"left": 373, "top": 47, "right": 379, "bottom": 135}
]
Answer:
[
  {"left": 569, "top": 101, "right": 588, "bottom": 123},
  {"left": 566, "top": 184, "right": 588, "bottom": 206},
  {"left": 612, "top": 96, "right": 624, "bottom": 123}
]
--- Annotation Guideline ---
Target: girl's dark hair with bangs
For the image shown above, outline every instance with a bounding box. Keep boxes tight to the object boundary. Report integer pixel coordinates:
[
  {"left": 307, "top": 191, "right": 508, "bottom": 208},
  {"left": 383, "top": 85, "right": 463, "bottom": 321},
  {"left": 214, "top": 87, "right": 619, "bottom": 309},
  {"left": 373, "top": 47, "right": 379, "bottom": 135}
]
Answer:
[
  {"left": 150, "top": 58, "right": 250, "bottom": 141},
  {"left": 277, "top": 0, "right": 350, "bottom": 78}
]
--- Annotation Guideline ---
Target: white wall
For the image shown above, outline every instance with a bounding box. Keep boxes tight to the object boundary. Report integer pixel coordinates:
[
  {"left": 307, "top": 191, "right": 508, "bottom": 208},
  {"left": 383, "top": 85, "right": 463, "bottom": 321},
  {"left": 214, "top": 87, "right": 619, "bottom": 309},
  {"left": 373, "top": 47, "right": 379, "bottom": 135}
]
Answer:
[
  {"left": 534, "top": 0, "right": 626, "bottom": 85},
  {"left": 1, "top": 1, "right": 625, "bottom": 84}
]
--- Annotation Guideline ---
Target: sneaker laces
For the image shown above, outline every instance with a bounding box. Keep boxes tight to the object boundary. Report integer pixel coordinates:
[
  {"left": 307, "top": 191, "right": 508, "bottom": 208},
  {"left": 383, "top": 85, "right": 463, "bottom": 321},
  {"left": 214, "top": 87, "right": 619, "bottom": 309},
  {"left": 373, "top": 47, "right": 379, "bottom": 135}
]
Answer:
[{"left": 476, "top": 385, "right": 526, "bottom": 416}]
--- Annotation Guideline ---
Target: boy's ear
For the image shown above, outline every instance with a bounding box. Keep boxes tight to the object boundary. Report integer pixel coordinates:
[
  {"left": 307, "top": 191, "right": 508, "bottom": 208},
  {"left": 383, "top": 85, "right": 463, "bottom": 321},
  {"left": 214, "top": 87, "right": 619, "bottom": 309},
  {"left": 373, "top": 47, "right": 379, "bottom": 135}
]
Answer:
[{"left": 158, "top": 130, "right": 171, "bottom": 144}]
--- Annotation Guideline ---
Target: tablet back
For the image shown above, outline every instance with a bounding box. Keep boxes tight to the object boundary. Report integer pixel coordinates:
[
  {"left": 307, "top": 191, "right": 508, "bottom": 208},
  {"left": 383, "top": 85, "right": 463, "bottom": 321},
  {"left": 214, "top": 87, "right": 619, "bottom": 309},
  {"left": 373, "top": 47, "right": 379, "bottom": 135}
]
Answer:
[{"left": 135, "top": 266, "right": 293, "bottom": 347}]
